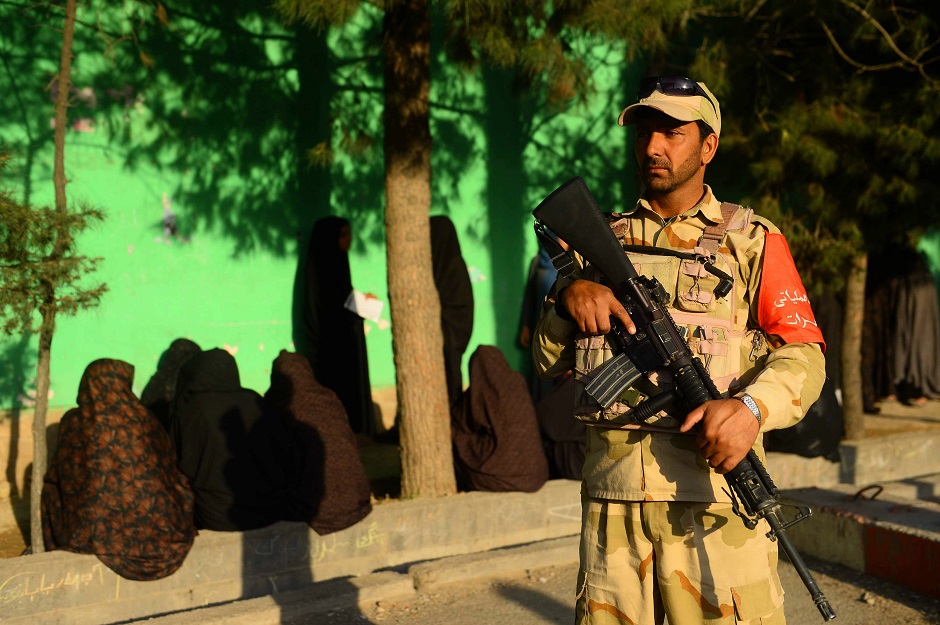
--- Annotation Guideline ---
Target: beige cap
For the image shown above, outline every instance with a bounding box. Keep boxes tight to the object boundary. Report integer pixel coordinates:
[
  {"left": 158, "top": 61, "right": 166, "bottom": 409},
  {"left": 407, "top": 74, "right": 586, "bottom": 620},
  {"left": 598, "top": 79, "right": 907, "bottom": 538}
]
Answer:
[{"left": 618, "top": 82, "right": 721, "bottom": 138}]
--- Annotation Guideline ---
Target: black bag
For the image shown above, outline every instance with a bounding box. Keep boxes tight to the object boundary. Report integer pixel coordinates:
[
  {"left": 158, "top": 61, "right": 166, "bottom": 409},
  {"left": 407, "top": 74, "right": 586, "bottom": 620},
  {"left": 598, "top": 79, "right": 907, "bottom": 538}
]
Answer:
[
  {"left": 764, "top": 378, "right": 843, "bottom": 461},
  {"left": 535, "top": 377, "right": 586, "bottom": 480}
]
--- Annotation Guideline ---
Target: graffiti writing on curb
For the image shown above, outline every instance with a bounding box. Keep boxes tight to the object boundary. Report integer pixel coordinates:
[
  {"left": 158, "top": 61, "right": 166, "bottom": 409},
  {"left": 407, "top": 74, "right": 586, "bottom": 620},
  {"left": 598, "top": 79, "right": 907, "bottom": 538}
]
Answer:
[{"left": 0, "top": 563, "right": 106, "bottom": 607}]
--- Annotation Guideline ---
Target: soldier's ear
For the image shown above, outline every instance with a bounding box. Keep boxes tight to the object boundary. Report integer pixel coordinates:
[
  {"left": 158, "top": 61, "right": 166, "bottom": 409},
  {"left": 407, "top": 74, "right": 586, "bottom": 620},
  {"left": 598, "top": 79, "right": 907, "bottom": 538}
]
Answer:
[{"left": 702, "top": 133, "right": 718, "bottom": 165}]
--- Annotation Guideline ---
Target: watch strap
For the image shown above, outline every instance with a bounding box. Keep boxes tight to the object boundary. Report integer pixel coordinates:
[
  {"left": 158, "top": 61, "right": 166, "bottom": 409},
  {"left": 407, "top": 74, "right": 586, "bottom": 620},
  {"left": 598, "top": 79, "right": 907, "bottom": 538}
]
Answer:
[{"left": 740, "top": 393, "right": 762, "bottom": 426}]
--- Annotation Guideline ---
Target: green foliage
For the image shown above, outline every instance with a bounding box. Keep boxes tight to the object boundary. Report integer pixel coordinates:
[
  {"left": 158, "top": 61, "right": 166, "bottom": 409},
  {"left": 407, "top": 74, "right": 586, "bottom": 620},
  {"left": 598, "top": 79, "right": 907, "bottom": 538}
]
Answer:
[
  {"left": 684, "top": 0, "right": 940, "bottom": 292},
  {"left": 275, "top": 0, "right": 693, "bottom": 158},
  {"left": 442, "top": 0, "right": 690, "bottom": 107},
  {"left": 0, "top": 150, "right": 107, "bottom": 337},
  {"left": 272, "top": 0, "right": 364, "bottom": 31}
]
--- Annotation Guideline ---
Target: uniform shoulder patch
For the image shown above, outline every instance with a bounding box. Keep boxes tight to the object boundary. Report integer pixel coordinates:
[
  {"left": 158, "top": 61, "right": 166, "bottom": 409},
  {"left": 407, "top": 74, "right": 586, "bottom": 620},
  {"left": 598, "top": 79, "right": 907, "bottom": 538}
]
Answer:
[
  {"left": 750, "top": 214, "right": 781, "bottom": 235},
  {"left": 757, "top": 232, "right": 825, "bottom": 350}
]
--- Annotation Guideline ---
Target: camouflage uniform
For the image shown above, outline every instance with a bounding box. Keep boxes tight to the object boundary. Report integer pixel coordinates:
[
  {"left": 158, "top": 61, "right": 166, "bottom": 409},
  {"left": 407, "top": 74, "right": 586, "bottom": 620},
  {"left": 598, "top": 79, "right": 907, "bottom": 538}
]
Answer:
[{"left": 533, "top": 187, "right": 826, "bottom": 624}]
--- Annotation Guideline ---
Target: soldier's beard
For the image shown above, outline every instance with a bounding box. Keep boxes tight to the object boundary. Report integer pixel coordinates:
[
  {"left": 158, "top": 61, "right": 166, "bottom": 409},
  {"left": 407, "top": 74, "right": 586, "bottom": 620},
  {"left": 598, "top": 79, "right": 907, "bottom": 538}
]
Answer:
[{"left": 640, "top": 146, "right": 702, "bottom": 195}]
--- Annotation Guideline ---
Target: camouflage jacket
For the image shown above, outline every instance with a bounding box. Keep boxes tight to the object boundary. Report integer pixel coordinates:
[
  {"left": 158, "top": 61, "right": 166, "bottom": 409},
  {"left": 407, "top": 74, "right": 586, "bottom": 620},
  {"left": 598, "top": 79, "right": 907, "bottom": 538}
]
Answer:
[{"left": 532, "top": 186, "right": 826, "bottom": 502}]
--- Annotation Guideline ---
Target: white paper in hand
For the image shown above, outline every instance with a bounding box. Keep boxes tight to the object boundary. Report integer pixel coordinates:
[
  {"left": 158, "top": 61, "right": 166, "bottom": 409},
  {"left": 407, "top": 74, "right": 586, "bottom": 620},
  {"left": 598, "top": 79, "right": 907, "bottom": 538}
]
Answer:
[{"left": 344, "top": 289, "right": 384, "bottom": 323}]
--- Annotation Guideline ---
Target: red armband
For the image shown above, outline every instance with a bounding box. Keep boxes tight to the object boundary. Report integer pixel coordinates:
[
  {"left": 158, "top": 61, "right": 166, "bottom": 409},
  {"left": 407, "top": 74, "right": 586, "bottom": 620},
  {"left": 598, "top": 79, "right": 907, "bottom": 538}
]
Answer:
[{"left": 756, "top": 233, "right": 826, "bottom": 351}]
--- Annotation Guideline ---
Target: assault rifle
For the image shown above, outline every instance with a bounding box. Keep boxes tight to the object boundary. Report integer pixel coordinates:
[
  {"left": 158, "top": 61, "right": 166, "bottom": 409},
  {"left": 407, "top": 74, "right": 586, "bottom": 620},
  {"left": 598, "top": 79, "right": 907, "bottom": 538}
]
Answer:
[{"left": 533, "top": 176, "right": 836, "bottom": 621}]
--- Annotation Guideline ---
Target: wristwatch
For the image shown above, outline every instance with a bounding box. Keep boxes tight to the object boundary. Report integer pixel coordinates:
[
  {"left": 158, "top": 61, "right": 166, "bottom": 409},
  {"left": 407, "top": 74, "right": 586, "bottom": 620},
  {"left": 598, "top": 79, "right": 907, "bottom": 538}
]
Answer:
[{"left": 739, "top": 393, "right": 762, "bottom": 426}]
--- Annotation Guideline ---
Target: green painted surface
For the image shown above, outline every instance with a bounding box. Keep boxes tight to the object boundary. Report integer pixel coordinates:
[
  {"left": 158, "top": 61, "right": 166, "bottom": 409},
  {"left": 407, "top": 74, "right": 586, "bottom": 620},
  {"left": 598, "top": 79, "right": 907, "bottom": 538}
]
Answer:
[{"left": 0, "top": 4, "right": 639, "bottom": 410}]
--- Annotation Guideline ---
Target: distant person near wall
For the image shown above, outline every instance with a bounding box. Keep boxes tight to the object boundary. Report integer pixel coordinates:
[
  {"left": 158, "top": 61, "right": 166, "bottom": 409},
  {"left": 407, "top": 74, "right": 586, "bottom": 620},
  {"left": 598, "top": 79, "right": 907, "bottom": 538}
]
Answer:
[
  {"left": 430, "top": 215, "right": 475, "bottom": 408},
  {"left": 301, "top": 216, "right": 375, "bottom": 436},
  {"left": 518, "top": 236, "right": 569, "bottom": 404},
  {"left": 864, "top": 245, "right": 940, "bottom": 407}
]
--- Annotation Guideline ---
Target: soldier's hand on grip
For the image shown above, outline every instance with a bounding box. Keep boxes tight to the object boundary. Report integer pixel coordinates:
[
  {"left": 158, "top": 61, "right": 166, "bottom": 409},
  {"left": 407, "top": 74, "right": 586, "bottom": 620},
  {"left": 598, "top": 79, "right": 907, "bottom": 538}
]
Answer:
[
  {"left": 679, "top": 399, "right": 760, "bottom": 474},
  {"left": 559, "top": 279, "right": 636, "bottom": 336}
]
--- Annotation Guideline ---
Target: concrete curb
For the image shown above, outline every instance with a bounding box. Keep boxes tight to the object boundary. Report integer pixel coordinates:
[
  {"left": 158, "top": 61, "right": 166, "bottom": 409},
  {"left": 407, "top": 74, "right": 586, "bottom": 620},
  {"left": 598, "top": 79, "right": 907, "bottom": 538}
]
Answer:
[
  {"left": 131, "top": 536, "right": 581, "bottom": 625},
  {"left": 782, "top": 483, "right": 940, "bottom": 599},
  {"left": 130, "top": 571, "right": 417, "bottom": 625},
  {"left": 130, "top": 482, "right": 940, "bottom": 624},
  {"left": 0, "top": 481, "right": 582, "bottom": 625},
  {"left": 132, "top": 480, "right": 940, "bottom": 623},
  {"left": 839, "top": 430, "right": 940, "bottom": 484},
  {"left": 408, "top": 535, "right": 580, "bottom": 591}
]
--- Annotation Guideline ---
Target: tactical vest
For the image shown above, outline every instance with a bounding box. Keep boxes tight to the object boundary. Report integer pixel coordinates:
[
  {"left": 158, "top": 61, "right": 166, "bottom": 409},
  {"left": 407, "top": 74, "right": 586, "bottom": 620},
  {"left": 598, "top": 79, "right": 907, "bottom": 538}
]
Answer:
[{"left": 572, "top": 203, "right": 772, "bottom": 429}]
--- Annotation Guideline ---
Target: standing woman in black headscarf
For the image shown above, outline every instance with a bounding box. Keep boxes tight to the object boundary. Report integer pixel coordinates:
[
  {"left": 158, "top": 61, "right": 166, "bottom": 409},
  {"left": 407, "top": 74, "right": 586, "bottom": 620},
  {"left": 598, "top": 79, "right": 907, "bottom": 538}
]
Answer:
[
  {"left": 302, "top": 216, "right": 374, "bottom": 435},
  {"left": 430, "top": 215, "right": 474, "bottom": 407}
]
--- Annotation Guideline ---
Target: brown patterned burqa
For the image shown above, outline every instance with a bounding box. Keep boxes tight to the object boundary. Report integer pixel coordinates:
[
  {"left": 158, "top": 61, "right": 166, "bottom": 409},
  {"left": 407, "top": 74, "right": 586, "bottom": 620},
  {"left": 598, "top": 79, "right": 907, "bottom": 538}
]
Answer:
[
  {"left": 451, "top": 345, "right": 549, "bottom": 492},
  {"left": 42, "top": 359, "right": 196, "bottom": 580},
  {"left": 265, "top": 350, "right": 372, "bottom": 534}
]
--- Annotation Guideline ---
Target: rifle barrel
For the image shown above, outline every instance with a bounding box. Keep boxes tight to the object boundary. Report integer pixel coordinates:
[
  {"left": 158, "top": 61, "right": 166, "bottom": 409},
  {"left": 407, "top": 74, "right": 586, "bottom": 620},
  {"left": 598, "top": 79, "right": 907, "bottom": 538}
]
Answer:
[{"left": 766, "top": 511, "right": 837, "bottom": 620}]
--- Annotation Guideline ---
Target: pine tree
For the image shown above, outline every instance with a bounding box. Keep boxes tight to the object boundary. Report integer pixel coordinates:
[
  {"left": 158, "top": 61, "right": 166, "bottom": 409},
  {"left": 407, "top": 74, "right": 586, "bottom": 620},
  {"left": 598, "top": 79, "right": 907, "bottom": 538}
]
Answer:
[
  {"left": 274, "top": 0, "right": 691, "bottom": 497},
  {"left": 0, "top": 0, "right": 107, "bottom": 552},
  {"left": 0, "top": 172, "right": 107, "bottom": 555},
  {"left": 685, "top": 0, "right": 940, "bottom": 439}
]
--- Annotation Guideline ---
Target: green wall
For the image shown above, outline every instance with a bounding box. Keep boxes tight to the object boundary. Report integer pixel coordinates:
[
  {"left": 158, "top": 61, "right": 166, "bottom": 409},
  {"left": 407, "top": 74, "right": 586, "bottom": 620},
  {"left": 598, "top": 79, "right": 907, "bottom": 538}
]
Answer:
[{"left": 0, "top": 3, "right": 638, "bottom": 410}]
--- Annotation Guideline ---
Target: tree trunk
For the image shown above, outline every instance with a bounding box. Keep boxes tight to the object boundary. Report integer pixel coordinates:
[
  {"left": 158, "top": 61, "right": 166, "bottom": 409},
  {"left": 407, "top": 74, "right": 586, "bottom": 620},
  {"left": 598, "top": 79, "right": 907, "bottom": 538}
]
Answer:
[
  {"left": 30, "top": 0, "right": 78, "bottom": 552},
  {"left": 30, "top": 323, "right": 54, "bottom": 553},
  {"left": 841, "top": 250, "right": 867, "bottom": 441},
  {"left": 383, "top": 0, "right": 456, "bottom": 498}
]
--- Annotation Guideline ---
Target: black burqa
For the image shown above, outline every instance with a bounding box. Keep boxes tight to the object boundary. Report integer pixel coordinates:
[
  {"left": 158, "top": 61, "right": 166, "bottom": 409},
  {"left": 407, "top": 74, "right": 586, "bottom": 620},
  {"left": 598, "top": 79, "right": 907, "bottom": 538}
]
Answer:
[
  {"left": 140, "top": 338, "right": 202, "bottom": 431},
  {"left": 302, "top": 216, "right": 374, "bottom": 435},
  {"left": 891, "top": 254, "right": 940, "bottom": 400},
  {"left": 430, "top": 216, "right": 474, "bottom": 407},
  {"left": 168, "top": 348, "right": 294, "bottom": 531},
  {"left": 863, "top": 246, "right": 940, "bottom": 404}
]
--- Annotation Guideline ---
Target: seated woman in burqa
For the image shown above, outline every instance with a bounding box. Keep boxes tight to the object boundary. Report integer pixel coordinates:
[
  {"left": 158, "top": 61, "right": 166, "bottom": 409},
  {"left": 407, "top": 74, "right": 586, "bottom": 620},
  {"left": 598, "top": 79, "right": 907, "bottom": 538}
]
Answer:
[
  {"left": 41, "top": 359, "right": 196, "bottom": 581},
  {"left": 140, "top": 338, "right": 202, "bottom": 431},
  {"left": 265, "top": 350, "right": 372, "bottom": 534},
  {"left": 451, "top": 345, "right": 549, "bottom": 493},
  {"left": 169, "top": 348, "right": 294, "bottom": 531}
]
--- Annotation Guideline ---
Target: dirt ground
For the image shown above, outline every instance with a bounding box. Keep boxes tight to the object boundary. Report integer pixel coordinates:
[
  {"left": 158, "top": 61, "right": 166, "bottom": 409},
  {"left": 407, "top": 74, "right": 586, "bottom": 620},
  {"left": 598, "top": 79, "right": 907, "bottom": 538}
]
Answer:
[{"left": 0, "top": 521, "right": 26, "bottom": 558}]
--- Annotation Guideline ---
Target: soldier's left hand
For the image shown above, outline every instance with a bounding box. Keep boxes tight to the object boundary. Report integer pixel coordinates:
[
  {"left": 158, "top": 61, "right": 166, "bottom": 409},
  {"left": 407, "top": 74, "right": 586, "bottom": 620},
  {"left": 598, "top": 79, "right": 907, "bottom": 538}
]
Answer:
[{"left": 679, "top": 399, "right": 760, "bottom": 474}]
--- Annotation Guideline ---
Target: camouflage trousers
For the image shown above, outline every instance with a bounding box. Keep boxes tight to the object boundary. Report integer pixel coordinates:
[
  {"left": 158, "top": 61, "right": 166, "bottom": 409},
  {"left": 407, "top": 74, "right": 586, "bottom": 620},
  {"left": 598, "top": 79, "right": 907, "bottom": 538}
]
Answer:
[{"left": 575, "top": 497, "right": 786, "bottom": 625}]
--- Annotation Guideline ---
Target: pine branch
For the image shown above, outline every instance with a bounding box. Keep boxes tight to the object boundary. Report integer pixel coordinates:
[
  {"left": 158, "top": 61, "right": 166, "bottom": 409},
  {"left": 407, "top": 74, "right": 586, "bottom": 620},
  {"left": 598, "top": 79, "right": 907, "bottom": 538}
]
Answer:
[{"left": 831, "top": 0, "right": 940, "bottom": 84}]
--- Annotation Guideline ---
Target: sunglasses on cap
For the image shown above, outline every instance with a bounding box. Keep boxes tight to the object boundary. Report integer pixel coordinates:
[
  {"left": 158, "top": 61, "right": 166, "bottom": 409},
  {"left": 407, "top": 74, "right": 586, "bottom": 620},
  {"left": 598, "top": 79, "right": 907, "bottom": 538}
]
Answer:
[{"left": 637, "top": 76, "right": 718, "bottom": 115}]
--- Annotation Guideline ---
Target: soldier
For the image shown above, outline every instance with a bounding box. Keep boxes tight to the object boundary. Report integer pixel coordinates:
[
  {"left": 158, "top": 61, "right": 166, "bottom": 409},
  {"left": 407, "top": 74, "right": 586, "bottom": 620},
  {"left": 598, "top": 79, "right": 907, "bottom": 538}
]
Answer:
[{"left": 532, "top": 77, "right": 826, "bottom": 624}]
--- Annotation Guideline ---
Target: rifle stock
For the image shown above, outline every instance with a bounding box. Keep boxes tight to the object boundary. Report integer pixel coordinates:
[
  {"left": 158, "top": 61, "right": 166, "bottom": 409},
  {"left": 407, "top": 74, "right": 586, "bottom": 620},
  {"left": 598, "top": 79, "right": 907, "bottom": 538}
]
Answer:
[{"left": 533, "top": 176, "right": 836, "bottom": 621}]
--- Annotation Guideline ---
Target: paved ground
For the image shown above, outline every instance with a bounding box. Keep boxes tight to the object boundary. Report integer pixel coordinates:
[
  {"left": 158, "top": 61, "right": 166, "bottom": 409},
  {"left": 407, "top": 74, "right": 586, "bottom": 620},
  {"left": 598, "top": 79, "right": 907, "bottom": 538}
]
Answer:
[
  {"left": 862, "top": 396, "right": 940, "bottom": 437},
  {"left": 309, "top": 558, "right": 940, "bottom": 625},
  {"left": 131, "top": 542, "right": 940, "bottom": 625}
]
